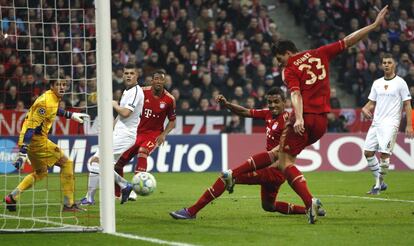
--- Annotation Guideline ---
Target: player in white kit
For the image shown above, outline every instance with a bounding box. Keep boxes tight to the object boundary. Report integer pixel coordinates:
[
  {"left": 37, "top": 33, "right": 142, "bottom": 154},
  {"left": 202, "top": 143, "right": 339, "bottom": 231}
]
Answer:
[
  {"left": 362, "top": 54, "right": 413, "bottom": 195},
  {"left": 81, "top": 63, "right": 144, "bottom": 205}
]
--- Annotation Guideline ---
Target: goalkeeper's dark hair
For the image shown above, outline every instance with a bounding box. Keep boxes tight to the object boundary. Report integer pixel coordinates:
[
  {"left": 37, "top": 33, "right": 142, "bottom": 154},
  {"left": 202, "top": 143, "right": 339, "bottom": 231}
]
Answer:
[
  {"left": 266, "top": 87, "right": 285, "bottom": 101},
  {"left": 272, "top": 40, "right": 299, "bottom": 55},
  {"left": 49, "top": 78, "right": 66, "bottom": 87},
  {"left": 152, "top": 70, "right": 167, "bottom": 79}
]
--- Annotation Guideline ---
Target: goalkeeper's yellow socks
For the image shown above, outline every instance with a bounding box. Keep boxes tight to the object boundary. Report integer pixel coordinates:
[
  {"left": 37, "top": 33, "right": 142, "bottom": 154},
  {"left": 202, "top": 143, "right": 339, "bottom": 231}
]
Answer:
[
  {"left": 61, "top": 159, "right": 74, "bottom": 206},
  {"left": 12, "top": 169, "right": 48, "bottom": 199},
  {"left": 12, "top": 173, "right": 36, "bottom": 199}
]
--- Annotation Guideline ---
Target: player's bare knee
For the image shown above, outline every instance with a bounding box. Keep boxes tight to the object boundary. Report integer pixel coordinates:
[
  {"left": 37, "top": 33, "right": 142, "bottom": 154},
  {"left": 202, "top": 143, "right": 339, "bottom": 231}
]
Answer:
[
  {"left": 261, "top": 202, "right": 275, "bottom": 212},
  {"left": 269, "top": 147, "right": 279, "bottom": 162},
  {"left": 138, "top": 148, "right": 149, "bottom": 158},
  {"left": 90, "top": 156, "right": 99, "bottom": 164},
  {"left": 379, "top": 152, "right": 390, "bottom": 160},
  {"left": 278, "top": 162, "right": 290, "bottom": 172},
  {"left": 364, "top": 151, "right": 375, "bottom": 158}
]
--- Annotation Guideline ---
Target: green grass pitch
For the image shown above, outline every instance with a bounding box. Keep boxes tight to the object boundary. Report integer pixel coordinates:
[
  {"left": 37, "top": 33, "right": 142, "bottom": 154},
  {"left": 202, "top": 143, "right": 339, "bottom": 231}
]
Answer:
[{"left": 1, "top": 171, "right": 414, "bottom": 245}]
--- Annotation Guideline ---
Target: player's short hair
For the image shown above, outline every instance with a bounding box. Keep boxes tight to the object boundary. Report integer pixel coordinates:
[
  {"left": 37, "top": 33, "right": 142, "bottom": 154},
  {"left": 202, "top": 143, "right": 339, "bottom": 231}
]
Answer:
[
  {"left": 267, "top": 87, "right": 285, "bottom": 101},
  {"left": 152, "top": 70, "right": 166, "bottom": 79},
  {"left": 124, "top": 63, "right": 136, "bottom": 70},
  {"left": 272, "top": 40, "right": 299, "bottom": 55},
  {"left": 382, "top": 53, "right": 395, "bottom": 61}
]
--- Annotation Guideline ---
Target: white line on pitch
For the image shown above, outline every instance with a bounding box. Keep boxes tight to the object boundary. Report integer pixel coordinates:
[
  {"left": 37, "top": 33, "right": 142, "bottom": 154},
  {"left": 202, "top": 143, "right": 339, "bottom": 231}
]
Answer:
[
  {"left": 319, "top": 194, "right": 414, "bottom": 203},
  {"left": 1, "top": 214, "right": 81, "bottom": 227},
  {"left": 111, "top": 232, "right": 198, "bottom": 246},
  {"left": 220, "top": 194, "right": 414, "bottom": 203}
]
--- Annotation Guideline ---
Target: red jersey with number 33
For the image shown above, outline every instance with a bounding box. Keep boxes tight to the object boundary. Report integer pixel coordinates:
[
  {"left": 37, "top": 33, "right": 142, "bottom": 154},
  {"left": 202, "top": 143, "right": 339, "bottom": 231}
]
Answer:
[
  {"left": 283, "top": 40, "right": 346, "bottom": 114},
  {"left": 137, "top": 86, "right": 176, "bottom": 135}
]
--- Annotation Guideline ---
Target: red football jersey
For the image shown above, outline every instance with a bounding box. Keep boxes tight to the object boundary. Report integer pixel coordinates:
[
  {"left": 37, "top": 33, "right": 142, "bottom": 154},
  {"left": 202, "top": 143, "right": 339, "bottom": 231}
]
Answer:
[
  {"left": 283, "top": 40, "right": 345, "bottom": 114},
  {"left": 137, "top": 86, "right": 176, "bottom": 135},
  {"left": 250, "top": 109, "right": 289, "bottom": 150}
]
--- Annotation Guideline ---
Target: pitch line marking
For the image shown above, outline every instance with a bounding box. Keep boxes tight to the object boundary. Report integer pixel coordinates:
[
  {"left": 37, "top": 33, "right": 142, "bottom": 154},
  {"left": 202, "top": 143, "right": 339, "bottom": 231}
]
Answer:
[
  {"left": 112, "top": 232, "right": 198, "bottom": 246},
  {"left": 220, "top": 195, "right": 414, "bottom": 203},
  {"left": 319, "top": 194, "right": 414, "bottom": 203},
  {"left": 1, "top": 214, "right": 83, "bottom": 228}
]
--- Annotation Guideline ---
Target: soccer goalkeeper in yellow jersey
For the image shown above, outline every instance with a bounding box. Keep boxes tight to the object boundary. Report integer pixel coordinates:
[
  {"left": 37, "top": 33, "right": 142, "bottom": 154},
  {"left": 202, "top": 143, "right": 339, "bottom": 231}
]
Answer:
[{"left": 4, "top": 79, "right": 89, "bottom": 212}]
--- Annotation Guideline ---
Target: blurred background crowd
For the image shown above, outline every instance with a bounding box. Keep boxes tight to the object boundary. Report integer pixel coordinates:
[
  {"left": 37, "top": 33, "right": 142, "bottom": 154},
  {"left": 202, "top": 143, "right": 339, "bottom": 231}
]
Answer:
[{"left": 0, "top": 0, "right": 413, "bottom": 133}]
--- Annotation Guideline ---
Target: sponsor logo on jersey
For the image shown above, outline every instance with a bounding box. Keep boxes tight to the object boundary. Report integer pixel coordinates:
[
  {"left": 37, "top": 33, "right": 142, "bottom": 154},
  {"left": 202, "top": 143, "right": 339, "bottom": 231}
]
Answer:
[
  {"left": 272, "top": 122, "right": 279, "bottom": 130},
  {"left": 160, "top": 102, "right": 166, "bottom": 109},
  {"left": 384, "top": 85, "right": 388, "bottom": 90}
]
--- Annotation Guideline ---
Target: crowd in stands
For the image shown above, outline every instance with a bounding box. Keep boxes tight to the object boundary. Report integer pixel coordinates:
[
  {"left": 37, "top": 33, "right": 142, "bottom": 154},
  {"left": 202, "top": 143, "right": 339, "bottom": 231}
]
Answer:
[{"left": 1, "top": 0, "right": 414, "bottom": 133}]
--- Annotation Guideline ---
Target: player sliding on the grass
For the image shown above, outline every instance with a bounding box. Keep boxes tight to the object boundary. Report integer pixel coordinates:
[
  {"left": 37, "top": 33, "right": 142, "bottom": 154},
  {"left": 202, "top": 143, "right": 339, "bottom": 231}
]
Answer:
[
  {"left": 4, "top": 79, "right": 89, "bottom": 212},
  {"left": 170, "top": 87, "right": 325, "bottom": 219}
]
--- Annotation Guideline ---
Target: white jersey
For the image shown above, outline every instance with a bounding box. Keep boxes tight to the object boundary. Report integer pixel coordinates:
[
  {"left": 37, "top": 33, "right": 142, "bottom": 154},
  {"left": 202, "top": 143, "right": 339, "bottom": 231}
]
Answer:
[
  {"left": 113, "top": 84, "right": 144, "bottom": 136},
  {"left": 368, "top": 75, "right": 411, "bottom": 127}
]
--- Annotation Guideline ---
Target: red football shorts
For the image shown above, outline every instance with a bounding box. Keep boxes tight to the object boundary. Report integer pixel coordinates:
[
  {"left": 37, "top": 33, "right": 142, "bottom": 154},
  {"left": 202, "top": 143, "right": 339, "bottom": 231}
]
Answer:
[
  {"left": 135, "top": 132, "right": 159, "bottom": 154},
  {"left": 280, "top": 113, "right": 327, "bottom": 156},
  {"left": 119, "top": 132, "right": 160, "bottom": 162}
]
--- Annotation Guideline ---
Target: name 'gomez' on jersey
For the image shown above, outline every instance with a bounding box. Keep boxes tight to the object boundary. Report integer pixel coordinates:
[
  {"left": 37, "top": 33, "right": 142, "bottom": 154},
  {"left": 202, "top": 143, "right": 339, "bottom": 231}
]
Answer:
[
  {"left": 138, "top": 86, "right": 176, "bottom": 134},
  {"left": 250, "top": 109, "right": 289, "bottom": 150},
  {"left": 283, "top": 40, "right": 346, "bottom": 114}
]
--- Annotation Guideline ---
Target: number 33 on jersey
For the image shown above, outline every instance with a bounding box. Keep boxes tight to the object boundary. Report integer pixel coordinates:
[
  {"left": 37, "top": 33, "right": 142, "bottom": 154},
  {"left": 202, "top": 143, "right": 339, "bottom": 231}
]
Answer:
[{"left": 283, "top": 40, "right": 346, "bottom": 114}]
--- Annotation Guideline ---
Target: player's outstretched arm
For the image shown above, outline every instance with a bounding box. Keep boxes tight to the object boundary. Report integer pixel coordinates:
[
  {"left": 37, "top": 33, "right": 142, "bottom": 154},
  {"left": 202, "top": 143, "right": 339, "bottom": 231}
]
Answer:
[
  {"left": 403, "top": 100, "right": 413, "bottom": 138},
  {"left": 343, "top": 5, "right": 388, "bottom": 48},
  {"left": 216, "top": 94, "right": 252, "bottom": 117},
  {"left": 57, "top": 108, "right": 89, "bottom": 123},
  {"left": 71, "top": 112, "right": 90, "bottom": 123}
]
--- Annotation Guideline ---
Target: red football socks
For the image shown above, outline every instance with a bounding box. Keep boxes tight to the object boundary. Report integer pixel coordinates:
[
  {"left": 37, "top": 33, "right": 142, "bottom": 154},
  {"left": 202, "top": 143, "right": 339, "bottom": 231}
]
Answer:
[
  {"left": 283, "top": 165, "right": 313, "bottom": 208},
  {"left": 187, "top": 177, "right": 226, "bottom": 216},
  {"left": 275, "top": 201, "right": 306, "bottom": 214},
  {"left": 114, "top": 165, "right": 124, "bottom": 197},
  {"left": 232, "top": 152, "right": 273, "bottom": 177},
  {"left": 135, "top": 156, "right": 148, "bottom": 173}
]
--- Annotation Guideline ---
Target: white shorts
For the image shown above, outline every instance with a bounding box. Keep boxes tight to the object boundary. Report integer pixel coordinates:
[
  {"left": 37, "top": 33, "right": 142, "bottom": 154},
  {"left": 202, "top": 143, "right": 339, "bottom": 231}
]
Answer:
[
  {"left": 363, "top": 125, "right": 398, "bottom": 154},
  {"left": 94, "top": 132, "right": 136, "bottom": 162}
]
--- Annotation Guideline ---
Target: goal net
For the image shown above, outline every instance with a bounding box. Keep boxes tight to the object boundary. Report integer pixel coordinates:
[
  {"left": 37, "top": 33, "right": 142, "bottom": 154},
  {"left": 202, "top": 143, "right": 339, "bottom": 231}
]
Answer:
[{"left": 0, "top": 0, "right": 102, "bottom": 232}]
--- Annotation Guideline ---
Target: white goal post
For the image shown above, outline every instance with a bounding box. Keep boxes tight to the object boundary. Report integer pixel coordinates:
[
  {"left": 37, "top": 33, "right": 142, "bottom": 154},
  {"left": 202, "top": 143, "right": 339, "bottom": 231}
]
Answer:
[{"left": 95, "top": 0, "right": 115, "bottom": 234}]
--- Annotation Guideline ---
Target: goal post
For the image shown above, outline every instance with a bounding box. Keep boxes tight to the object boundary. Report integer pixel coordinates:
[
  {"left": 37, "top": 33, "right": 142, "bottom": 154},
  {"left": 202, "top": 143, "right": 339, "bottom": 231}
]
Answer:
[
  {"left": 0, "top": 0, "right": 113, "bottom": 233},
  {"left": 95, "top": 0, "right": 115, "bottom": 234}
]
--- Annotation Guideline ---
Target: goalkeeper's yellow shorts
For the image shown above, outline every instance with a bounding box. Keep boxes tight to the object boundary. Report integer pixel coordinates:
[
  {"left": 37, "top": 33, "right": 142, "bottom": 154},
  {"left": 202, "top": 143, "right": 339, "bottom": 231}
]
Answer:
[{"left": 27, "top": 138, "right": 65, "bottom": 169}]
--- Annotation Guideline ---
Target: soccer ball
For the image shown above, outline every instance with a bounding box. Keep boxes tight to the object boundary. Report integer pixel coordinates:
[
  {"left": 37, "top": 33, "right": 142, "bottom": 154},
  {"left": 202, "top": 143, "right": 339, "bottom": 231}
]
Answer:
[{"left": 131, "top": 172, "right": 157, "bottom": 196}]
